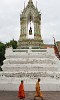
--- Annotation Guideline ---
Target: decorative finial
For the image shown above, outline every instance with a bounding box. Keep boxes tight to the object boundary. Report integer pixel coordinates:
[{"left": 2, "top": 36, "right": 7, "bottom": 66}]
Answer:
[{"left": 24, "top": 1, "right": 25, "bottom": 9}]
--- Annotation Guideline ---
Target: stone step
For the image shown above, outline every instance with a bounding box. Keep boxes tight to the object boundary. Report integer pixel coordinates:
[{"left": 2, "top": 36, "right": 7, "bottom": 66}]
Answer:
[
  {"left": 5, "top": 49, "right": 55, "bottom": 59},
  {"left": 0, "top": 79, "right": 60, "bottom": 91},
  {"left": 2, "top": 65, "right": 58, "bottom": 72},
  {"left": 2, "top": 63, "right": 58, "bottom": 67},
  {"left": 0, "top": 71, "right": 60, "bottom": 78},
  {"left": 3, "top": 58, "right": 56, "bottom": 64},
  {"left": 6, "top": 54, "right": 55, "bottom": 59}
]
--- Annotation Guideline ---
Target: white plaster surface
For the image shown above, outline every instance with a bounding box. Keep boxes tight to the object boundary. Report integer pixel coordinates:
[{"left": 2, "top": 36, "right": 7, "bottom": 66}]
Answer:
[{"left": 0, "top": 47, "right": 60, "bottom": 91}]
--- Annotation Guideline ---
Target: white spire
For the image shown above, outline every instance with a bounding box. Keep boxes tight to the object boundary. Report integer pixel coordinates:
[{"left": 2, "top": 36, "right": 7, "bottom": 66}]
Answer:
[{"left": 36, "top": 1, "right": 37, "bottom": 8}]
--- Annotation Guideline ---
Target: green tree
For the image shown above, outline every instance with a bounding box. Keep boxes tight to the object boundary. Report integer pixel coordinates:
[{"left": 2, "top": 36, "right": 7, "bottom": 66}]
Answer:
[
  {"left": 10, "top": 39, "right": 17, "bottom": 49},
  {"left": 0, "top": 42, "right": 5, "bottom": 71},
  {"left": 5, "top": 42, "right": 11, "bottom": 48}
]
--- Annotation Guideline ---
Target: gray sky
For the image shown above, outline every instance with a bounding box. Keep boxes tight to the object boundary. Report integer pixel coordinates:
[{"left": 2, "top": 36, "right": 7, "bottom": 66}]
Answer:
[{"left": 0, "top": 0, "right": 60, "bottom": 44}]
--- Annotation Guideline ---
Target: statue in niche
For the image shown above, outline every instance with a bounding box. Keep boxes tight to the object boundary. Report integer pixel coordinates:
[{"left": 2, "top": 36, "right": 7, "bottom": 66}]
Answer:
[
  {"left": 29, "top": 27, "right": 32, "bottom": 35},
  {"left": 29, "top": 15, "right": 32, "bottom": 35}
]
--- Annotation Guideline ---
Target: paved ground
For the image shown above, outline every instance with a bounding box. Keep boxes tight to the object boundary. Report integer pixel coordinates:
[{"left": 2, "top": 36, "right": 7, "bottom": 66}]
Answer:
[{"left": 0, "top": 91, "right": 60, "bottom": 100}]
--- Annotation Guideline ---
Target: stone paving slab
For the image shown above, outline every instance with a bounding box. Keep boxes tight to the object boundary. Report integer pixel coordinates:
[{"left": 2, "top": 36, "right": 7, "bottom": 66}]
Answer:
[{"left": 0, "top": 91, "right": 60, "bottom": 100}]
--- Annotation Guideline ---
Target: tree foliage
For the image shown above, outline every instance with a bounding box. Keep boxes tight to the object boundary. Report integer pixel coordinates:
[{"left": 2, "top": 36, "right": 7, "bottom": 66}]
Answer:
[
  {"left": 0, "top": 40, "right": 17, "bottom": 71},
  {"left": 0, "top": 42, "right": 6, "bottom": 70},
  {"left": 5, "top": 39, "right": 17, "bottom": 49},
  {"left": 10, "top": 39, "right": 17, "bottom": 49}
]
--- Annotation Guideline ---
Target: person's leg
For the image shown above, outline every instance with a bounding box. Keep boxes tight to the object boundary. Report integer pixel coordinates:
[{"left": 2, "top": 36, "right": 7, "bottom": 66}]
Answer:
[{"left": 40, "top": 96, "right": 45, "bottom": 100}]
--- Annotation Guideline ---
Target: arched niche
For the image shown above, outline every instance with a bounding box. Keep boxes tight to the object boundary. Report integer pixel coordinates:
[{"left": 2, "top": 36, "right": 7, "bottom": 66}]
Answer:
[{"left": 27, "top": 12, "right": 34, "bottom": 39}]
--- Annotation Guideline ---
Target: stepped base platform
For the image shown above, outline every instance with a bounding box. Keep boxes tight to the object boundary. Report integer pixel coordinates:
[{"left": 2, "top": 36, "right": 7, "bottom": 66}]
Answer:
[{"left": 0, "top": 47, "right": 60, "bottom": 91}]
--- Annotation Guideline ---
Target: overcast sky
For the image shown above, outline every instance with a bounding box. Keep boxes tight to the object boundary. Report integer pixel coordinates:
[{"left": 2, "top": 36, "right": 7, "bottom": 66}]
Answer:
[{"left": 0, "top": 0, "right": 60, "bottom": 44}]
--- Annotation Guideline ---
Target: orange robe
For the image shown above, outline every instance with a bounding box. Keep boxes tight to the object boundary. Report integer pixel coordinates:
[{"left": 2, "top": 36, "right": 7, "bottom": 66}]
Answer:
[
  {"left": 35, "top": 81, "right": 43, "bottom": 97},
  {"left": 18, "top": 83, "right": 25, "bottom": 99}
]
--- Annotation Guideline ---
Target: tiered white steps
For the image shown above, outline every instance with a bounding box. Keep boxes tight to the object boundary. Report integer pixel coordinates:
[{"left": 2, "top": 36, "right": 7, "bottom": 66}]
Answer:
[{"left": 0, "top": 47, "right": 60, "bottom": 91}]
